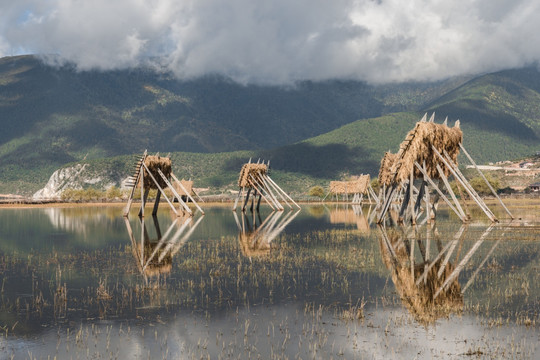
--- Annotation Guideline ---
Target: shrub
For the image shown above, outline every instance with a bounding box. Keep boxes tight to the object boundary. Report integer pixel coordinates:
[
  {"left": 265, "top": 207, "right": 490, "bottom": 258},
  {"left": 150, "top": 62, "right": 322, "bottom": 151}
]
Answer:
[{"left": 308, "top": 185, "right": 325, "bottom": 198}]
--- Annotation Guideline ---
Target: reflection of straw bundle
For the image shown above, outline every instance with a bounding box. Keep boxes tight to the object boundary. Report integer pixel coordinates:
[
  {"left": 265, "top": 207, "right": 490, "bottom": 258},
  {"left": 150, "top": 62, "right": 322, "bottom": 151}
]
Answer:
[
  {"left": 239, "top": 232, "right": 271, "bottom": 257},
  {"left": 380, "top": 122, "right": 462, "bottom": 185},
  {"left": 175, "top": 180, "right": 193, "bottom": 196},
  {"left": 329, "top": 208, "right": 370, "bottom": 233},
  {"left": 330, "top": 175, "right": 370, "bottom": 194},
  {"left": 330, "top": 208, "right": 358, "bottom": 224},
  {"left": 238, "top": 163, "right": 268, "bottom": 188},
  {"left": 379, "top": 231, "right": 463, "bottom": 324},
  {"left": 378, "top": 152, "right": 397, "bottom": 186},
  {"left": 143, "top": 156, "right": 172, "bottom": 189}
]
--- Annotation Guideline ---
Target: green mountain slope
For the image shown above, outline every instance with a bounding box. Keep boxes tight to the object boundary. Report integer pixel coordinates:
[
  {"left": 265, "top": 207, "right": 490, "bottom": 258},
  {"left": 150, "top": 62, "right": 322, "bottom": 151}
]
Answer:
[
  {"left": 0, "top": 55, "right": 469, "bottom": 193},
  {"left": 1, "top": 55, "right": 540, "bottom": 195}
]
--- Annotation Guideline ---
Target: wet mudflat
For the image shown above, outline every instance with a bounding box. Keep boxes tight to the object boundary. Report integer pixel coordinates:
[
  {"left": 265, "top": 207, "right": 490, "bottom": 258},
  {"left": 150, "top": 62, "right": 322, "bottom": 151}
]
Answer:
[{"left": 0, "top": 203, "right": 538, "bottom": 359}]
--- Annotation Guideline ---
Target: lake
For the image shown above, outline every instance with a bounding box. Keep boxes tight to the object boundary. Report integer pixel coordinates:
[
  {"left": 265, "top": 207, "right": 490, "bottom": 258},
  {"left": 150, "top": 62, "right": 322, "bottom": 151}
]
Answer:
[{"left": 0, "top": 202, "right": 538, "bottom": 359}]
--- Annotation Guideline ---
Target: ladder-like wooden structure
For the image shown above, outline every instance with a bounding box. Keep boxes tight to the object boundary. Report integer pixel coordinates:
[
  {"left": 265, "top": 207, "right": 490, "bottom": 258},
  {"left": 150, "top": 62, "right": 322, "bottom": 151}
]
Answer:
[{"left": 123, "top": 151, "right": 204, "bottom": 217}]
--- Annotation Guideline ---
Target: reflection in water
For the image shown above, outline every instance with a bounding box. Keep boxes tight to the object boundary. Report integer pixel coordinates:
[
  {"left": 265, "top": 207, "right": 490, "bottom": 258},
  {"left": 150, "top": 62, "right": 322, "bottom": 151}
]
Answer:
[
  {"left": 234, "top": 210, "right": 300, "bottom": 257},
  {"left": 124, "top": 215, "right": 204, "bottom": 281},
  {"left": 45, "top": 207, "right": 118, "bottom": 236},
  {"left": 378, "top": 224, "right": 500, "bottom": 324},
  {"left": 328, "top": 205, "right": 371, "bottom": 233}
]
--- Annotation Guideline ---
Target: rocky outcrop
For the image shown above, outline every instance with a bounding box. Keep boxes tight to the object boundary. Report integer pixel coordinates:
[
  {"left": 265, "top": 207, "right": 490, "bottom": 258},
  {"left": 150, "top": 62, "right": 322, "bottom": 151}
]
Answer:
[{"left": 32, "top": 163, "right": 128, "bottom": 200}]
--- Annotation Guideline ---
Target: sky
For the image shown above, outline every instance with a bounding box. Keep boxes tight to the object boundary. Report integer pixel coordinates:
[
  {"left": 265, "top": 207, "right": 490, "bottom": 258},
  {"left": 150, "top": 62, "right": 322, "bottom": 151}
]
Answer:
[{"left": 0, "top": 0, "right": 539, "bottom": 85}]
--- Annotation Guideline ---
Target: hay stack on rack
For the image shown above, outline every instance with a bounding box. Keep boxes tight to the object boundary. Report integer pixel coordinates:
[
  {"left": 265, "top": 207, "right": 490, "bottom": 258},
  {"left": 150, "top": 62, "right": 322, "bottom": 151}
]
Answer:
[
  {"left": 326, "top": 174, "right": 377, "bottom": 204},
  {"left": 143, "top": 156, "right": 172, "bottom": 189},
  {"left": 123, "top": 150, "right": 204, "bottom": 218},
  {"left": 376, "top": 113, "right": 513, "bottom": 224},
  {"left": 232, "top": 159, "right": 300, "bottom": 212}
]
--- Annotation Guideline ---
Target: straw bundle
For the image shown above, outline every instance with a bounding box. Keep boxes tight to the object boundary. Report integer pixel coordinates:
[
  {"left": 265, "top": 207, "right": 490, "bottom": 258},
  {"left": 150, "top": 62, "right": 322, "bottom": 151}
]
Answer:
[
  {"left": 143, "top": 156, "right": 172, "bottom": 189},
  {"left": 385, "top": 121, "right": 462, "bottom": 185},
  {"left": 238, "top": 163, "right": 268, "bottom": 188},
  {"left": 329, "top": 208, "right": 370, "bottom": 233},
  {"left": 175, "top": 179, "right": 193, "bottom": 196},
  {"left": 330, "top": 175, "right": 371, "bottom": 194},
  {"left": 378, "top": 152, "right": 398, "bottom": 186},
  {"left": 330, "top": 208, "right": 358, "bottom": 224},
  {"left": 355, "top": 174, "right": 370, "bottom": 194}
]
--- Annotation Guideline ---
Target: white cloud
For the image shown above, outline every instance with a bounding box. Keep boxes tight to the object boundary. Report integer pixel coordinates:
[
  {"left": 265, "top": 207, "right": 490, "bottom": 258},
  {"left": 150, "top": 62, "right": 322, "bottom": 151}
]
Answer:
[{"left": 0, "top": 0, "right": 539, "bottom": 84}]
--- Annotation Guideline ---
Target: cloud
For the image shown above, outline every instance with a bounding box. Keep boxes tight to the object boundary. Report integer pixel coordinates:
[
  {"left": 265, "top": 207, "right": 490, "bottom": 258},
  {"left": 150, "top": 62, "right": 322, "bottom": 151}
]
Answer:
[{"left": 0, "top": 0, "right": 539, "bottom": 84}]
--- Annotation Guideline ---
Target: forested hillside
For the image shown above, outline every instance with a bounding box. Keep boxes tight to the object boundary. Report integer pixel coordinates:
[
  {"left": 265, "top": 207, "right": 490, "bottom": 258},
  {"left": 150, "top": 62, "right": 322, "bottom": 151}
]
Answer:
[{"left": 1, "top": 55, "right": 539, "bottom": 195}]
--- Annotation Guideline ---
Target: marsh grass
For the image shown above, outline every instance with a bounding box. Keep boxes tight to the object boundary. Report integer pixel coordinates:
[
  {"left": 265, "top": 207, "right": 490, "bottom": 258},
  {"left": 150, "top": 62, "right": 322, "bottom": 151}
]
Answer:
[{"left": 0, "top": 205, "right": 538, "bottom": 358}]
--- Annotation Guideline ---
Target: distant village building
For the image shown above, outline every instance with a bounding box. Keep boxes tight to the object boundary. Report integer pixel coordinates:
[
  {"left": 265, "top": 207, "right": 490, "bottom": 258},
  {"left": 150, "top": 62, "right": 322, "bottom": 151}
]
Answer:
[{"left": 529, "top": 182, "right": 540, "bottom": 192}]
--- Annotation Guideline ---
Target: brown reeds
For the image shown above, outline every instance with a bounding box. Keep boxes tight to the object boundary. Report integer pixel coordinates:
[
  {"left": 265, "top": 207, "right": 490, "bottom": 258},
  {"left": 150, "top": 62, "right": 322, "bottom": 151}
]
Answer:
[
  {"left": 379, "top": 121, "right": 463, "bottom": 186},
  {"left": 143, "top": 156, "right": 172, "bottom": 189},
  {"left": 238, "top": 163, "right": 268, "bottom": 188}
]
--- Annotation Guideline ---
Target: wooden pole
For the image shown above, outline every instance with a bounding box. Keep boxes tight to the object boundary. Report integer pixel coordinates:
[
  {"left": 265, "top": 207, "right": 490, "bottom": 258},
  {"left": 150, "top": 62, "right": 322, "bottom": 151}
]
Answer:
[
  {"left": 264, "top": 175, "right": 301, "bottom": 209},
  {"left": 249, "top": 174, "right": 280, "bottom": 210},
  {"left": 140, "top": 163, "right": 180, "bottom": 216},
  {"left": 139, "top": 166, "right": 146, "bottom": 218},
  {"left": 436, "top": 164, "right": 467, "bottom": 220},
  {"left": 259, "top": 174, "right": 287, "bottom": 210},
  {"left": 377, "top": 184, "right": 397, "bottom": 223},
  {"left": 152, "top": 190, "right": 161, "bottom": 216},
  {"left": 398, "top": 181, "right": 411, "bottom": 222},
  {"left": 156, "top": 168, "right": 192, "bottom": 215},
  {"left": 409, "top": 170, "right": 416, "bottom": 224},
  {"left": 171, "top": 173, "right": 205, "bottom": 215},
  {"left": 459, "top": 144, "right": 513, "bottom": 219},
  {"left": 242, "top": 188, "right": 252, "bottom": 211},
  {"left": 414, "top": 162, "right": 467, "bottom": 222},
  {"left": 233, "top": 187, "right": 244, "bottom": 211},
  {"left": 432, "top": 147, "right": 496, "bottom": 222}
]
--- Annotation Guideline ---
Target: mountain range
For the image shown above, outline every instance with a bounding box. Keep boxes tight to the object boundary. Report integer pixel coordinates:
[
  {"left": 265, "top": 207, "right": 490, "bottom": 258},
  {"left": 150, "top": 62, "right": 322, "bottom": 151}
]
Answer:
[{"left": 1, "top": 55, "right": 539, "bottom": 195}]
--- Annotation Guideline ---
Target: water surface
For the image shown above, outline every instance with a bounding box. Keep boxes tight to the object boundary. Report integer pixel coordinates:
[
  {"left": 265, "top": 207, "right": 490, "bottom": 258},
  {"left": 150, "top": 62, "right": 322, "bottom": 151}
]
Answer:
[{"left": 0, "top": 203, "right": 538, "bottom": 359}]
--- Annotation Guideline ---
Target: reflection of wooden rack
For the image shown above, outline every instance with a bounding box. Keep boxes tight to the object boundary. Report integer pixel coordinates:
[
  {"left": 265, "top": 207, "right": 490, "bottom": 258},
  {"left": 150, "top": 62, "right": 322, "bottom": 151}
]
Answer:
[
  {"left": 234, "top": 210, "right": 300, "bottom": 257},
  {"left": 378, "top": 224, "right": 501, "bottom": 324},
  {"left": 124, "top": 214, "right": 204, "bottom": 281}
]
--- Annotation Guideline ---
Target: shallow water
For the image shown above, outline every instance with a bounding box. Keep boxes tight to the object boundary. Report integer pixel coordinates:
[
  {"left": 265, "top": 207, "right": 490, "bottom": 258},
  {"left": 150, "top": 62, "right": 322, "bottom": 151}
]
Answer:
[{"left": 0, "top": 203, "right": 538, "bottom": 359}]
